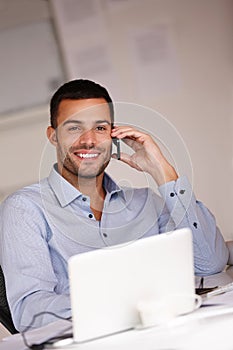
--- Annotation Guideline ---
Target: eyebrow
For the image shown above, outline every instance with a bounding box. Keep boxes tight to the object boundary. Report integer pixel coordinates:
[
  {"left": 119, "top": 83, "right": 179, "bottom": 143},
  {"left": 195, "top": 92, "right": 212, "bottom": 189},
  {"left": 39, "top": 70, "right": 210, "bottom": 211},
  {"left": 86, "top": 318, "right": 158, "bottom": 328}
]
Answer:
[{"left": 62, "top": 119, "right": 111, "bottom": 127}]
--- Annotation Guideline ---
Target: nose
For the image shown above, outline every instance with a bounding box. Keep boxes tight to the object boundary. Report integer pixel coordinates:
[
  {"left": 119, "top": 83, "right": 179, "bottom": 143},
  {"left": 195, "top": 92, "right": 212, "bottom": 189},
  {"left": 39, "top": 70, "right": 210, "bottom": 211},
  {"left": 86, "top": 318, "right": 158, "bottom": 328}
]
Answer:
[{"left": 79, "top": 129, "right": 96, "bottom": 147}]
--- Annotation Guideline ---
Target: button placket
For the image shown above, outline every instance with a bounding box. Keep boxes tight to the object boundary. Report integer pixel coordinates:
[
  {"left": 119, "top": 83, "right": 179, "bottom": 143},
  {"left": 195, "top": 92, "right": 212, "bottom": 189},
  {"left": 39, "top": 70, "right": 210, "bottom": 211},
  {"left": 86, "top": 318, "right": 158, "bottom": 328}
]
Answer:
[{"left": 99, "top": 218, "right": 110, "bottom": 243}]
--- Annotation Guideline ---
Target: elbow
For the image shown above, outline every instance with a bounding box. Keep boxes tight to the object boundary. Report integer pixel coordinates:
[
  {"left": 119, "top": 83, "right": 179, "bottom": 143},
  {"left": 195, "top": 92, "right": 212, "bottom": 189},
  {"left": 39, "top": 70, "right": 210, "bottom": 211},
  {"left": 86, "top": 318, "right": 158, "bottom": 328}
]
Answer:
[
  {"left": 226, "top": 241, "right": 233, "bottom": 265},
  {"left": 194, "top": 250, "right": 229, "bottom": 276}
]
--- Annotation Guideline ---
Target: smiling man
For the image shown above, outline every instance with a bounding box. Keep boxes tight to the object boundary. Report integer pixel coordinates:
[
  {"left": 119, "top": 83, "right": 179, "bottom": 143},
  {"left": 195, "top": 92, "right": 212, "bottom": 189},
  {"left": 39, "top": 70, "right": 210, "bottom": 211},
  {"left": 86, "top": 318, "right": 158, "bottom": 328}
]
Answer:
[
  {"left": 49, "top": 99, "right": 112, "bottom": 180},
  {"left": 47, "top": 98, "right": 113, "bottom": 221},
  {"left": 0, "top": 79, "right": 229, "bottom": 332}
]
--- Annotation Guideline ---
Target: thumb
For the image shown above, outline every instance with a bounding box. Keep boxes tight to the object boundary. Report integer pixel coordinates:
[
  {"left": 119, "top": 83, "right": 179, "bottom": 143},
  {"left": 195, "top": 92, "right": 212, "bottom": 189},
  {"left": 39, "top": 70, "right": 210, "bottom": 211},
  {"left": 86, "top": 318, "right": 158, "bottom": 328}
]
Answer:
[
  {"left": 111, "top": 152, "right": 130, "bottom": 163},
  {"left": 111, "top": 152, "right": 131, "bottom": 162},
  {"left": 117, "top": 152, "right": 143, "bottom": 171}
]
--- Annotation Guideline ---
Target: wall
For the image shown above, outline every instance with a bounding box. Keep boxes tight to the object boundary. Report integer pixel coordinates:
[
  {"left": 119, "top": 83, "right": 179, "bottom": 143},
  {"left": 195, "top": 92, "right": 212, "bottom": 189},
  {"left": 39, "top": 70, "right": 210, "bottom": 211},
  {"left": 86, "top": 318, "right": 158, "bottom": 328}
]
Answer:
[
  {"left": 0, "top": 0, "right": 232, "bottom": 239},
  {"left": 0, "top": 0, "right": 59, "bottom": 199}
]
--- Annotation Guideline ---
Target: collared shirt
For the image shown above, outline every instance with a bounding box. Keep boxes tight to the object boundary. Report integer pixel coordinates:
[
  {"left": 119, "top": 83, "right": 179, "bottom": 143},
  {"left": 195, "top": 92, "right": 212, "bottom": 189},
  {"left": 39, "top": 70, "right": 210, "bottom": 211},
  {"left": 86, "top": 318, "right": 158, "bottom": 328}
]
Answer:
[{"left": 0, "top": 165, "right": 229, "bottom": 331}]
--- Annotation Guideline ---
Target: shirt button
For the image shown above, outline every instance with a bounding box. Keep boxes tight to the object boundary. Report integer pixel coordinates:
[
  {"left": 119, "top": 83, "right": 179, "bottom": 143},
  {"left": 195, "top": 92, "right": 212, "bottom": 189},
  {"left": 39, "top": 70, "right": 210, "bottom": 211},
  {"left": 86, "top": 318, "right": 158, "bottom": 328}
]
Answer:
[
  {"left": 88, "top": 213, "right": 93, "bottom": 219},
  {"left": 82, "top": 197, "right": 87, "bottom": 201},
  {"left": 103, "top": 233, "right": 108, "bottom": 238},
  {"left": 193, "top": 222, "right": 198, "bottom": 228},
  {"left": 179, "top": 190, "right": 185, "bottom": 195},
  {"left": 170, "top": 192, "right": 175, "bottom": 197}
]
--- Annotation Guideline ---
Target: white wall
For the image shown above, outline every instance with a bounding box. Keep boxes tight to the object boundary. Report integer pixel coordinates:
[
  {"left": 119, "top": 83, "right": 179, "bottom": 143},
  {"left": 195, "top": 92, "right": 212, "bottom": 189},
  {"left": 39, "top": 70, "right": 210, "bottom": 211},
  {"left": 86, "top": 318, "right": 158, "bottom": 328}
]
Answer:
[{"left": 0, "top": 0, "right": 232, "bottom": 239}]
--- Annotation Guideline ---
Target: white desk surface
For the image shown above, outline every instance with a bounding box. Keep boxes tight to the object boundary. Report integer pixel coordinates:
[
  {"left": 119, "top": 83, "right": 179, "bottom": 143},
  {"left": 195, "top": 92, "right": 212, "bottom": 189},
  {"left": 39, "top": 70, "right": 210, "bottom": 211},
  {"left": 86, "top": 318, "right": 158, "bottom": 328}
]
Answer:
[{"left": 2, "top": 267, "right": 233, "bottom": 350}]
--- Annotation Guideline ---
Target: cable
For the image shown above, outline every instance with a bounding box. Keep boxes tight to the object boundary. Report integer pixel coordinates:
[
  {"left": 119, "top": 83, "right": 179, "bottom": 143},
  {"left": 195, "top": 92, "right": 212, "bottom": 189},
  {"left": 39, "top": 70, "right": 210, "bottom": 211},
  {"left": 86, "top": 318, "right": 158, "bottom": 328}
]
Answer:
[{"left": 21, "top": 311, "right": 72, "bottom": 349}]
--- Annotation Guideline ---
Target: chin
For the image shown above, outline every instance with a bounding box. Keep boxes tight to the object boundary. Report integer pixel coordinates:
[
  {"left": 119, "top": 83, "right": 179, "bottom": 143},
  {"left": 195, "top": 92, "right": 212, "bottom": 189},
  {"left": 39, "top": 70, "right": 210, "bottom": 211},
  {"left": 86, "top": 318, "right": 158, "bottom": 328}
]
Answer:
[{"left": 77, "top": 167, "right": 105, "bottom": 179}]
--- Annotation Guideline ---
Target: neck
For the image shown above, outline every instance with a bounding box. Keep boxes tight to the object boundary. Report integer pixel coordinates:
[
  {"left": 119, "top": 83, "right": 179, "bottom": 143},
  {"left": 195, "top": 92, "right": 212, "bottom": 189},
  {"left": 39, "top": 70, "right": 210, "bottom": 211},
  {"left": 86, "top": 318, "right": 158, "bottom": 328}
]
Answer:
[
  {"left": 58, "top": 166, "right": 106, "bottom": 220},
  {"left": 78, "top": 176, "right": 107, "bottom": 221},
  {"left": 77, "top": 175, "right": 105, "bottom": 200}
]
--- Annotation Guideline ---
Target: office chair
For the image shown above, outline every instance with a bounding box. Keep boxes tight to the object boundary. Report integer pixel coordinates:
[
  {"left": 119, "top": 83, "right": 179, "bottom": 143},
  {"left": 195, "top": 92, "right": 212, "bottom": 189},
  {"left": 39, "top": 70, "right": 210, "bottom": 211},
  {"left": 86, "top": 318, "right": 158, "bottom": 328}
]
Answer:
[{"left": 0, "top": 266, "right": 18, "bottom": 334}]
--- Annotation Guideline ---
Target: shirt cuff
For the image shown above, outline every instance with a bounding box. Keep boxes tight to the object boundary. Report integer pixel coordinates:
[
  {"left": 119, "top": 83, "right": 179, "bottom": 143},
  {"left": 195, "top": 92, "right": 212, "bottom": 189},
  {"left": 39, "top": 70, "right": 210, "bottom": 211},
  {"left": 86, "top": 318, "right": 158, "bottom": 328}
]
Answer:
[{"left": 158, "top": 175, "right": 198, "bottom": 228}]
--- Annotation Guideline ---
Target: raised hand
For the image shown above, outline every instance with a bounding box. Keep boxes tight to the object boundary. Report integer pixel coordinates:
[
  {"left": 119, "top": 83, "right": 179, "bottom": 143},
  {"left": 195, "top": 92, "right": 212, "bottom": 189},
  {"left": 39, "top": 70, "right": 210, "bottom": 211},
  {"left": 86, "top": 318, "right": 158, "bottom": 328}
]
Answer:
[{"left": 111, "top": 126, "right": 178, "bottom": 186}]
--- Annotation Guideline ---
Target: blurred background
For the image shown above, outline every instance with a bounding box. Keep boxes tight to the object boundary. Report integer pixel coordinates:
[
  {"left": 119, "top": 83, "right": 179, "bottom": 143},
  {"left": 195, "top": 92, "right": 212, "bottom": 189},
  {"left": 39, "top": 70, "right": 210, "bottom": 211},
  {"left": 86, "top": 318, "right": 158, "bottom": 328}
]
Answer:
[{"left": 0, "top": 0, "right": 232, "bottom": 239}]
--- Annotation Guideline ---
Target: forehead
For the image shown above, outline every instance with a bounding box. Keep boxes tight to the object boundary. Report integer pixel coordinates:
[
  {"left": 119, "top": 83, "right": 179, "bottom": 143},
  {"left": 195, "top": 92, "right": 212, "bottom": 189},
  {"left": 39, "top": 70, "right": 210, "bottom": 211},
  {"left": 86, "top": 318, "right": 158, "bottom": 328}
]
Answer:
[{"left": 56, "top": 98, "right": 111, "bottom": 126}]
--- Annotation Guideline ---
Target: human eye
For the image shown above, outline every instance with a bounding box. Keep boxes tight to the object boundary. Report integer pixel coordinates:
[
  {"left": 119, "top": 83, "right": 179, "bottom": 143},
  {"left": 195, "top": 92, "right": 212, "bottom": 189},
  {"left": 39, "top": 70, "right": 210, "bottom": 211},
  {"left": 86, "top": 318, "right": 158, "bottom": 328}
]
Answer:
[
  {"left": 96, "top": 125, "right": 106, "bottom": 131},
  {"left": 67, "top": 125, "right": 81, "bottom": 133},
  {"left": 96, "top": 124, "right": 109, "bottom": 132}
]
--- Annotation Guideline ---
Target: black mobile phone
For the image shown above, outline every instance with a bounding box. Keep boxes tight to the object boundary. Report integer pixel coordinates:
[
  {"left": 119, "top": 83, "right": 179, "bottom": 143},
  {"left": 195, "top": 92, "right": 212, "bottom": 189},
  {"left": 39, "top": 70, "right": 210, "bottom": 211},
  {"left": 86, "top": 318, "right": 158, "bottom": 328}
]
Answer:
[{"left": 112, "top": 138, "right": 121, "bottom": 160}]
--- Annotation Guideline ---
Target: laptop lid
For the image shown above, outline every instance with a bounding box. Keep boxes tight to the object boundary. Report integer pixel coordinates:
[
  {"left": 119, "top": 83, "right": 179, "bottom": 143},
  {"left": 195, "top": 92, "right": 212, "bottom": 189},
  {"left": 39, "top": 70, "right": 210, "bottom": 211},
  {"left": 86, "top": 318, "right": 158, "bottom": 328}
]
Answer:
[{"left": 68, "top": 227, "right": 195, "bottom": 343}]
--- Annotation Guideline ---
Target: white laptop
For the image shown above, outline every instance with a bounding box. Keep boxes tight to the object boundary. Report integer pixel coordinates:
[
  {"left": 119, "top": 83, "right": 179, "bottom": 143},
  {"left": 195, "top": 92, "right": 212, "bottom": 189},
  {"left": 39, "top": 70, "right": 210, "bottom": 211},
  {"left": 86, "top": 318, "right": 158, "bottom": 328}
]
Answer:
[{"left": 68, "top": 227, "right": 195, "bottom": 343}]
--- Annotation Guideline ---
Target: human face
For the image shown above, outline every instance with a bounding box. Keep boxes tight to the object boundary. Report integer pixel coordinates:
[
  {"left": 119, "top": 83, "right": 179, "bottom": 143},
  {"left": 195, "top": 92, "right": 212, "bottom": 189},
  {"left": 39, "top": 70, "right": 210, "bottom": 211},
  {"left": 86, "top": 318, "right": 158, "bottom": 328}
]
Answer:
[{"left": 48, "top": 98, "right": 112, "bottom": 181}]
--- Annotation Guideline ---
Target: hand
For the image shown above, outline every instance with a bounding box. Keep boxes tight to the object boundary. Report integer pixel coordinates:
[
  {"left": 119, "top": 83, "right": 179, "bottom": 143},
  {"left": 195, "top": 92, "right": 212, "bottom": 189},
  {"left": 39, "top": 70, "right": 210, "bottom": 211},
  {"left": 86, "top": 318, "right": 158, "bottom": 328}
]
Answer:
[{"left": 111, "top": 126, "right": 178, "bottom": 186}]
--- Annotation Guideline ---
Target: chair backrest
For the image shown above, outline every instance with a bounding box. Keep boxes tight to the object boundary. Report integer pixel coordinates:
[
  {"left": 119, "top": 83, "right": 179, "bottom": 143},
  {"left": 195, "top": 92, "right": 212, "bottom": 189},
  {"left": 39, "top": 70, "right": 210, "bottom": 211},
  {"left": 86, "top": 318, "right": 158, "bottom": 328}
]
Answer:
[{"left": 0, "top": 266, "right": 18, "bottom": 334}]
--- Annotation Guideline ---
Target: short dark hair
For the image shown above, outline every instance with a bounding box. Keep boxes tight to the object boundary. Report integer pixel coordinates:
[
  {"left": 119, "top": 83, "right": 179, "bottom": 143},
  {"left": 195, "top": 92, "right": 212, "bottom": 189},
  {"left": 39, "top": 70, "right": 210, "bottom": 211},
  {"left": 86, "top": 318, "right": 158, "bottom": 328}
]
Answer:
[{"left": 50, "top": 79, "right": 114, "bottom": 129}]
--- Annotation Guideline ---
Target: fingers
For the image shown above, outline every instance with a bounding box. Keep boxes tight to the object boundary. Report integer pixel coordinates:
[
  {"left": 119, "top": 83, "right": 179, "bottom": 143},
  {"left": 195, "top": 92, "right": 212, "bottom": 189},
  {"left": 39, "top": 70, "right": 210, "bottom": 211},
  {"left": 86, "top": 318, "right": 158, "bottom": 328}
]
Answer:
[
  {"left": 111, "top": 126, "right": 147, "bottom": 140},
  {"left": 111, "top": 126, "right": 151, "bottom": 147},
  {"left": 122, "top": 137, "right": 142, "bottom": 152},
  {"left": 111, "top": 152, "right": 143, "bottom": 171},
  {"left": 111, "top": 125, "right": 178, "bottom": 184}
]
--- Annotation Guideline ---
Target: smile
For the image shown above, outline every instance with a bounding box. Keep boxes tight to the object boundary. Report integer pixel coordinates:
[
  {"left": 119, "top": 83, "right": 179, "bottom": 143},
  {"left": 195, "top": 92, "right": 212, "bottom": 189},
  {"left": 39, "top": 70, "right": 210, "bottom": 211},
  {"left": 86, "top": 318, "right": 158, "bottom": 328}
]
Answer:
[{"left": 76, "top": 153, "right": 99, "bottom": 159}]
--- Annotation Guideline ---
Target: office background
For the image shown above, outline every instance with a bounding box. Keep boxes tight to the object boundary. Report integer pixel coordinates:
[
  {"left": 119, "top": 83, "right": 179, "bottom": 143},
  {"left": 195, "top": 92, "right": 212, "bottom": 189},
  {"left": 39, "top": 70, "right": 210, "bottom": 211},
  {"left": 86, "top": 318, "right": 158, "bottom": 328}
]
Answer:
[{"left": 0, "top": 0, "right": 232, "bottom": 239}]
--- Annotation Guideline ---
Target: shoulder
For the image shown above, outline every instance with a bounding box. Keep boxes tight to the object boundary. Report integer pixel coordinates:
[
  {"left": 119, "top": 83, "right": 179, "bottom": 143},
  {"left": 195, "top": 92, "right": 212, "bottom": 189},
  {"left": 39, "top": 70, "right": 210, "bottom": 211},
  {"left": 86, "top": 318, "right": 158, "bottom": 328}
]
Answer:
[{"left": 0, "top": 179, "right": 49, "bottom": 212}]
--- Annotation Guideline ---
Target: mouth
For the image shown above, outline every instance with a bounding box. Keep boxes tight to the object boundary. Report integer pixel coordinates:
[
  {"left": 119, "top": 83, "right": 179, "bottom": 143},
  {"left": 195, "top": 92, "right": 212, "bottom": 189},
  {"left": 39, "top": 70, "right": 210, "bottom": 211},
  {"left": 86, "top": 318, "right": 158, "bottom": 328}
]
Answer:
[{"left": 73, "top": 151, "right": 100, "bottom": 160}]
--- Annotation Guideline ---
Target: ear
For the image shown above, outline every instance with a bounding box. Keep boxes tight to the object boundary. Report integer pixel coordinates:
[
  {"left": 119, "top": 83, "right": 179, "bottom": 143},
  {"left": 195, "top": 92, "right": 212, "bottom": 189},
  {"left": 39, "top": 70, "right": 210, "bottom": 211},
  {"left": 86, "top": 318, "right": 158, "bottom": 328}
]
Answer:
[{"left": 47, "top": 126, "right": 57, "bottom": 146}]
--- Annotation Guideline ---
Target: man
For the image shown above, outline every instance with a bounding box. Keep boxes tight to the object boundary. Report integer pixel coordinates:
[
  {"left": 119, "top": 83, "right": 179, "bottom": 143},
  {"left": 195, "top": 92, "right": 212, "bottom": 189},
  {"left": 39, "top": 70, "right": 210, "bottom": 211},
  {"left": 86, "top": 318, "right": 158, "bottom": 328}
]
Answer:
[{"left": 0, "top": 79, "right": 229, "bottom": 331}]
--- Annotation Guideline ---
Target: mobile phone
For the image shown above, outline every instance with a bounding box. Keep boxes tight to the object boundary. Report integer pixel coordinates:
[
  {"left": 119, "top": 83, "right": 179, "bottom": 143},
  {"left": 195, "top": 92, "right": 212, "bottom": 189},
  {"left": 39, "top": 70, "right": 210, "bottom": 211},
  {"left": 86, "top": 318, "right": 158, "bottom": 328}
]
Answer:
[{"left": 112, "top": 138, "right": 121, "bottom": 160}]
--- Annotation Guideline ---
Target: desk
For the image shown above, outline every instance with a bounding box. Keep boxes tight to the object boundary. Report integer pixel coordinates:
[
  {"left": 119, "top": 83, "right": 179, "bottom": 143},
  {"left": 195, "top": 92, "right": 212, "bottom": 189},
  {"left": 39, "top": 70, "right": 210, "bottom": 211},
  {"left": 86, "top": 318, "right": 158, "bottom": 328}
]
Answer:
[{"left": 2, "top": 267, "right": 233, "bottom": 350}]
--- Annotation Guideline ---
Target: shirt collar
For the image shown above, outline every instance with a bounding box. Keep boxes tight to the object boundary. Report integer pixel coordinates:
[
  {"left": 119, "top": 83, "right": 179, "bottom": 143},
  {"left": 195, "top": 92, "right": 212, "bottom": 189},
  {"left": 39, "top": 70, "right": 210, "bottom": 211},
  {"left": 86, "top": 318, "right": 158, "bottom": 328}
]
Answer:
[{"left": 48, "top": 164, "right": 126, "bottom": 207}]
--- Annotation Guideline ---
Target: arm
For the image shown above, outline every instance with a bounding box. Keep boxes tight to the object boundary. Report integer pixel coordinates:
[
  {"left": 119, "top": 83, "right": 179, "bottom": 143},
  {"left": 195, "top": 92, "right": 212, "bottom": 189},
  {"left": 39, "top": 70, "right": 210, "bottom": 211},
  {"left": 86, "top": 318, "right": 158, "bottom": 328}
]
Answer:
[
  {"left": 158, "top": 176, "right": 229, "bottom": 275},
  {"left": 0, "top": 194, "right": 71, "bottom": 332},
  {"left": 111, "top": 126, "right": 229, "bottom": 275}
]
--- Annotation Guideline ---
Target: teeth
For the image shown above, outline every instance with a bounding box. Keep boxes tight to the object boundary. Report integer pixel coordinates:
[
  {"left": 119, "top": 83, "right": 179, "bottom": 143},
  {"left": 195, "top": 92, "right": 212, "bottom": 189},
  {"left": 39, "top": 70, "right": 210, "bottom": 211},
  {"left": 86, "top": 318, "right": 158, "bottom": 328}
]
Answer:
[{"left": 77, "top": 153, "right": 98, "bottom": 159}]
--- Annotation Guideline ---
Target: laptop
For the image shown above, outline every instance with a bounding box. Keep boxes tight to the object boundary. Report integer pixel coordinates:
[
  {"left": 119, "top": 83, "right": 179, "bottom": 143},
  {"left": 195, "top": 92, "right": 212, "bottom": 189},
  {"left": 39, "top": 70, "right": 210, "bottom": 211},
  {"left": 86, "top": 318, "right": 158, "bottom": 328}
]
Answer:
[{"left": 68, "top": 227, "right": 195, "bottom": 343}]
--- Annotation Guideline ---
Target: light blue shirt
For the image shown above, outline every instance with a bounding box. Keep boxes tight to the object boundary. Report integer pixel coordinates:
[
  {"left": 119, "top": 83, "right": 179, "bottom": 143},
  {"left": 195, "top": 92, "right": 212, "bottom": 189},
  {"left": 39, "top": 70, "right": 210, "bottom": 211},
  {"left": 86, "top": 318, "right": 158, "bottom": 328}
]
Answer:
[{"left": 0, "top": 165, "right": 229, "bottom": 331}]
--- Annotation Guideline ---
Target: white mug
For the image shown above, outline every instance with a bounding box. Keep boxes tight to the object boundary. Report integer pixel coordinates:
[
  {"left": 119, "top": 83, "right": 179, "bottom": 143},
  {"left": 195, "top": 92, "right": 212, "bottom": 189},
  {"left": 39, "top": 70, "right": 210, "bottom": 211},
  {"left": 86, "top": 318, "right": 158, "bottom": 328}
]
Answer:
[{"left": 137, "top": 293, "right": 202, "bottom": 328}]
